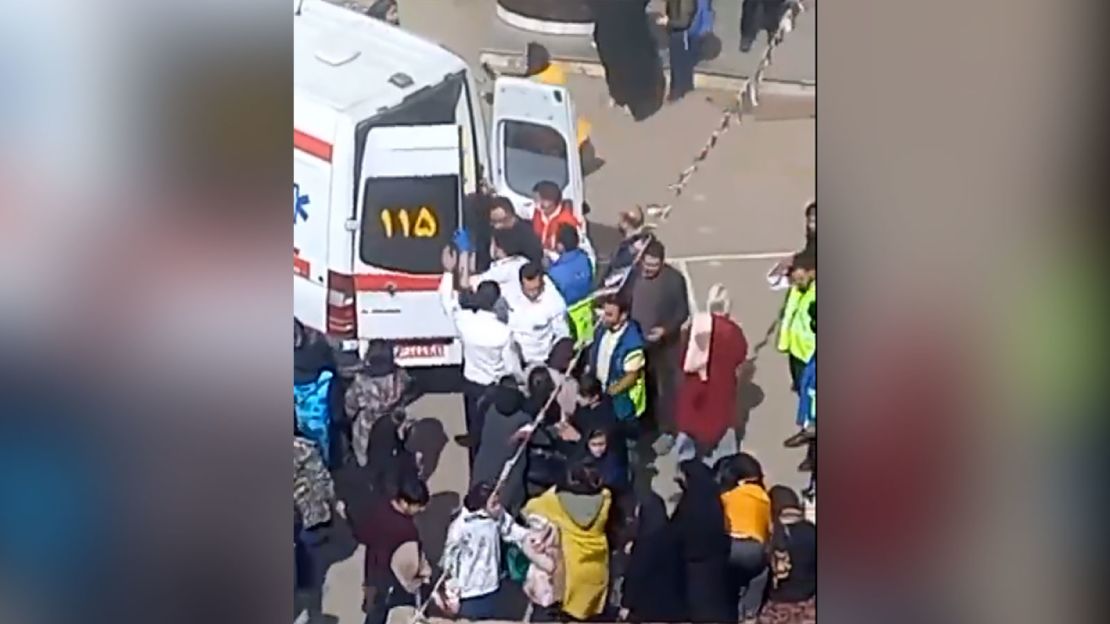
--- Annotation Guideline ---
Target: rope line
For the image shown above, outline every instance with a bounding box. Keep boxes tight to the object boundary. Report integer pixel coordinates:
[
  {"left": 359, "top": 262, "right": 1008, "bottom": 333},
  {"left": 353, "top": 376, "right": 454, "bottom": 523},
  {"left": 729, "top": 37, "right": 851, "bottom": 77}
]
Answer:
[
  {"left": 644, "top": 0, "right": 807, "bottom": 222},
  {"left": 410, "top": 241, "right": 652, "bottom": 623}
]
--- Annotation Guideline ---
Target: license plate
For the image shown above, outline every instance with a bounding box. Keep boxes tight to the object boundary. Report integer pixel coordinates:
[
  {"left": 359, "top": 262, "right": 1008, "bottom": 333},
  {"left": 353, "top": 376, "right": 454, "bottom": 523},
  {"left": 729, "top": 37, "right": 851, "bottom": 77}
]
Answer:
[{"left": 394, "top": 343, "right": 446, "bottom": 360}]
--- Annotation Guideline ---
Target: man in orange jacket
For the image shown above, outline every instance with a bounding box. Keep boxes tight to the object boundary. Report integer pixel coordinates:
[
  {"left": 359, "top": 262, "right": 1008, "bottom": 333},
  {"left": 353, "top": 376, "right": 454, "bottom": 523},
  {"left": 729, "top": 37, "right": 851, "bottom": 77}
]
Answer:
[{"left": 531, "top": 181, "right": 581, "bottom": 257}]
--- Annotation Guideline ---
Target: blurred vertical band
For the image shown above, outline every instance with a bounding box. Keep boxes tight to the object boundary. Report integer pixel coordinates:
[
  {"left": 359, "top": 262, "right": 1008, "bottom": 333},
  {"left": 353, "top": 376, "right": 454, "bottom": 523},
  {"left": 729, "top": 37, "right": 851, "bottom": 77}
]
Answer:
[
  {"left": 0, "top": 1, "right": 291, "bottom": 623},
  {"left": 819, "top": 1, "right": 1106, "bottom": 623}
]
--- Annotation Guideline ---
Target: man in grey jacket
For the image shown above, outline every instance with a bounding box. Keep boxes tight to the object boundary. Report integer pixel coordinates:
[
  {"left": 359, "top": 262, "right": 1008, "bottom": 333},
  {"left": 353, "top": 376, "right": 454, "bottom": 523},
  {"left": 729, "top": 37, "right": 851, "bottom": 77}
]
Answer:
[{"left": 627, "top": 239, "right": 690, "bottom": 455}]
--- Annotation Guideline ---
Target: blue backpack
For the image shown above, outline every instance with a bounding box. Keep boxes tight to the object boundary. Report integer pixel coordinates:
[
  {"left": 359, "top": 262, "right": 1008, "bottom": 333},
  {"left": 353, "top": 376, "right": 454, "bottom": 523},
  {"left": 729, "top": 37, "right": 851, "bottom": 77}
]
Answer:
[
  {"left": 689, "top": 0, "right": 715, "bottom": 38},
  {"left": 294, "top": 369, "right": 335, "bottom": 467}
]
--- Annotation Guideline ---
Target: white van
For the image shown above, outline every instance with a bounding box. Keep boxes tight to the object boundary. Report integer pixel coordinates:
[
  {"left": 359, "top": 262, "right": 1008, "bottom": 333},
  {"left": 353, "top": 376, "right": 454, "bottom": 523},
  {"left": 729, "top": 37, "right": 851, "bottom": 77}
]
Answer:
[{"left": 294, "top": 0, "right": 586, "bottom": 366}]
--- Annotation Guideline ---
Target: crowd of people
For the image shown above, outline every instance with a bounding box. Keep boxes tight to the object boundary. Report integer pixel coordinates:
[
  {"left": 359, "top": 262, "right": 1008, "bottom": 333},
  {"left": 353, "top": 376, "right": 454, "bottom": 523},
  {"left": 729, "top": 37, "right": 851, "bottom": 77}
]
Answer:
[{"left": 293, "top": 192, "right": 817, "bottom": 623}]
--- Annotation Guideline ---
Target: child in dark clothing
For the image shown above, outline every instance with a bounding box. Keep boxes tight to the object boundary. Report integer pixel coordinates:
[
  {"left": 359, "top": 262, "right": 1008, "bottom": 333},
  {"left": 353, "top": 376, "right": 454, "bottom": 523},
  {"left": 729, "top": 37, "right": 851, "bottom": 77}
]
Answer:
[
  {"left": 571, "top": 376, "right": 634, "bottom": 482},
  {"left": 583, "top": 428, "right": 629, "bottom": 498}
]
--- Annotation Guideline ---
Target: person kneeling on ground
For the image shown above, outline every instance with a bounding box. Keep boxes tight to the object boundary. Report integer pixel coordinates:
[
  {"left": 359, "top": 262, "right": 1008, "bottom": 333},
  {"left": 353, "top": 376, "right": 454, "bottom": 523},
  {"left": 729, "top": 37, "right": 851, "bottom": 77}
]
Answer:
[
  {"left": 718, "top": 453, "right": 773, "bottom": 622},
  {"left": 757, "top": 485, "right": 816, "bottom": 624},
  {"left": 438, "top": 481, "right": 524, "bottom": 620}
]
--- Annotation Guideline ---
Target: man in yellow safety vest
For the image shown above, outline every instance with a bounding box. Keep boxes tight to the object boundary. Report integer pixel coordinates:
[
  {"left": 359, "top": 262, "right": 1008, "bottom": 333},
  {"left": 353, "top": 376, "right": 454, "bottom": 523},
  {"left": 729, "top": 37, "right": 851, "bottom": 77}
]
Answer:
[{"left": 777, "top": 253, "right": 816, "bottom": 394}]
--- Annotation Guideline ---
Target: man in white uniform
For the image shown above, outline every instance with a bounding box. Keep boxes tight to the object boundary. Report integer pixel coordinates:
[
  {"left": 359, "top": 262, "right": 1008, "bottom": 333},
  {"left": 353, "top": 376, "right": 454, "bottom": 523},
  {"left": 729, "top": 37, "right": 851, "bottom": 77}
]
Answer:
[
  {"left": 506, "top": 261, "right": 570, "bottom": 368},
  {"left": 439, "top": 248, "right": 522, "bottom": 467}
]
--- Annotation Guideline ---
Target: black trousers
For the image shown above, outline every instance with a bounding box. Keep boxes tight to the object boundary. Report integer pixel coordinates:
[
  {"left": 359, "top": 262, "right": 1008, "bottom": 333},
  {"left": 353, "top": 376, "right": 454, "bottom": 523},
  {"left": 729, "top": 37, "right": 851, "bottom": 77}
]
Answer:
[
  {"left": 645, "top": 344, "right": 680, "bottom": 436},
  {"left": 740, "top": 0, "right": 788, "bottom": 43},
  {"left": 363, "top": 583, "right": 415, "bottom": 624},
  {"left": 462, "top": 379, "right": 494, "bottom": 467}
]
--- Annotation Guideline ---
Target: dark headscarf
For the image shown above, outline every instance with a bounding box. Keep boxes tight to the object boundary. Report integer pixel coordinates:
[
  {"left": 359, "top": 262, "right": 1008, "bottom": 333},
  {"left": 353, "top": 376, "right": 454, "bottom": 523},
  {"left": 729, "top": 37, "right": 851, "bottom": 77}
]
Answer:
[
  {"left": 769, "top": 484, "right": 802, "bottom": 517},
  {"left": 634, "top": 489, "right": 668, "bottom": 538},
  {"left": 557, "top": 461, "right": 603, "bottom": 496},
  {"left": 362, "top": 339, "right": 397, "bottom": 377},
  {"left": 672, "top": 460, "right": 730, "bottom": 562},
  {"left": 294, "top": 323, "right": 335, "bottom": 385},
  {"left": 572, "top": 428, "right": 627, "bottom": 495},
  {"left": 366, "top": 410, "right": 416, "bottom": 492},
  {"left": 546, "top": 338, "right": 576, "bottom": 374},
  {"left": 715, "top": 452, "right": 765, "bottom": 492},
  {"left": 524, "top": 367, "right": 560, "bottom": 425},
  {"left": 672, "top": 461, "right": 735, "bottom": 623},
  {"left": 493, "top": 384, "right": 525, "bottom": 416},
  {"left": 623, "top": 490, "right": 687, "bottom": 622}
]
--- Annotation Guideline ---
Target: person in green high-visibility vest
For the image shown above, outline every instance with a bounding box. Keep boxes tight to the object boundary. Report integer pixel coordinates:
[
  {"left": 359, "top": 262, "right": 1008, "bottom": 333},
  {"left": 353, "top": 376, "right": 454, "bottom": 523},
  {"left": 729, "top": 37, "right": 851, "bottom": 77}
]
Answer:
[
  {"left": 547, "top": 225, "right": 596, "bottom": 348},
  {"left": 776, "top": 253, "right": 816, "bottom": 393},
  {"left": 588, "top": 295, "right": 648, "bottom": 469}
]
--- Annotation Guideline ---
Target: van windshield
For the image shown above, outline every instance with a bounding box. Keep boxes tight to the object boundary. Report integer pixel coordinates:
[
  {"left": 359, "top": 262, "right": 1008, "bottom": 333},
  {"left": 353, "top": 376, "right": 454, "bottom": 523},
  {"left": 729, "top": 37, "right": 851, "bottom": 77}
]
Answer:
[{"left": 502, "top": 120, "right": 568, "bottom": 197}]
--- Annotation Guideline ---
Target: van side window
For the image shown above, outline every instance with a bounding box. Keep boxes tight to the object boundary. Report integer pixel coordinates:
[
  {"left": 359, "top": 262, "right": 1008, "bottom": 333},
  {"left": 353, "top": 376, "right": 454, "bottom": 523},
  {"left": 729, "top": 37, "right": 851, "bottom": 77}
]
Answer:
[{"left": 502, "top": 120, "right": 568, "bottom": 197}]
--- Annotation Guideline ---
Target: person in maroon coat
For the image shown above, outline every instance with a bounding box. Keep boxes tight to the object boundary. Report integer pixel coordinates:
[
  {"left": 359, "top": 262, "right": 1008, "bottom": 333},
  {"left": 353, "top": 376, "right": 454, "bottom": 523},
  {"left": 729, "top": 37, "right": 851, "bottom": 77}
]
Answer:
[
  {"left": 674, "top": 285, "right": 748, "bottom": 463},
  {"left": 350, "top": 475, "right": 431, "bottom": 624}
]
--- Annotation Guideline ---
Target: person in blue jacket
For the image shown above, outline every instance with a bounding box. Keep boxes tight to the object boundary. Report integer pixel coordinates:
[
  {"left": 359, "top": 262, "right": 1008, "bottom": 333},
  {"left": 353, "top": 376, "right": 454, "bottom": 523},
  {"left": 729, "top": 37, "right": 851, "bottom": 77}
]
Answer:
[
  {"left": 588, "top": 295, "right": 648, "bottom": 470},
  {"left": 547, "top": 224, "right": 593, "bottom": 306},
  {"left": 784, "top": 301, "right": 816, "bottom": 496},
  {"left": 294, "top": 318, "right": 339, "bottom": 467},
  {"left": 791, "top": 354, "right": 815, "bottom": 437},
  {"left": 549, "top": 225, "right": 597, "bottom": 346}
]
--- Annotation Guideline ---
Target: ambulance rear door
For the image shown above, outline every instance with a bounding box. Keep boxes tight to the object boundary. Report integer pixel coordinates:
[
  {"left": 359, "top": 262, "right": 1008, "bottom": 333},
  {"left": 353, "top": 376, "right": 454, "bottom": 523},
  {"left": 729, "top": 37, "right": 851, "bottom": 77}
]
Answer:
[
  {"left": 353, "top": 124, "right": 463, "bottom": 363},
  {"left": 488, "top": 76, "right": 583, "bottom": 222}
]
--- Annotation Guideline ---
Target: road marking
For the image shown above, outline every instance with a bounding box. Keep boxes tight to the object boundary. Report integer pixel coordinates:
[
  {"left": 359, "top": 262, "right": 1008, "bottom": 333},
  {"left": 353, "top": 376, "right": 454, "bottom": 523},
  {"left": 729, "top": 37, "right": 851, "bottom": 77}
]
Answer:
[
  {"left": 668, "top": 251, "right": 795, "bottom": 311},
  {"left": 671, "top": 251, "right": 795, "bottom": 263}
]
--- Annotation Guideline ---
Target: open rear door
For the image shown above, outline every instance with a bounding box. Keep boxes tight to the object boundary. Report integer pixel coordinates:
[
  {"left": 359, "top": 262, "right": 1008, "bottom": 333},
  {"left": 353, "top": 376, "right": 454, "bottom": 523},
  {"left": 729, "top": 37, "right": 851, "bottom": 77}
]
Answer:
[
  {"left": 489, "top": 76, "right": 583, "bottom": 222},
  {"left": 353, "top": 124, "right": 464, "bottom": 364}
]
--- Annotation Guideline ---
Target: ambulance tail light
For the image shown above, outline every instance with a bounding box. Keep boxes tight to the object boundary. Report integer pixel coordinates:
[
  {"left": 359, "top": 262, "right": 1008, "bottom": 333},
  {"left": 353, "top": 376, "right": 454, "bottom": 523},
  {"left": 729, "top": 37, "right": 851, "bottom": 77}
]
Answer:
[{"left": 326, "top": 271, "right": 357, "bottom": 338}]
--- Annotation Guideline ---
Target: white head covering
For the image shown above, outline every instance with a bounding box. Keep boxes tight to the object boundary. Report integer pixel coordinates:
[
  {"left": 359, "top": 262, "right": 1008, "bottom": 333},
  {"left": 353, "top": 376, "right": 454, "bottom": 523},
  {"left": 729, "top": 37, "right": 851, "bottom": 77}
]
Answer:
[{"left": 683, "top": 284, "right": 730, "bottom": 381}]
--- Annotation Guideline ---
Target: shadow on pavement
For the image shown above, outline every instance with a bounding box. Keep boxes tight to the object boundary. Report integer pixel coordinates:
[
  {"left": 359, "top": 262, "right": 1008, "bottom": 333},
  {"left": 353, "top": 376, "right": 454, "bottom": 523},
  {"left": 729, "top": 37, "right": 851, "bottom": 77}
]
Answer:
[
  {"left": 734, "top": 361, "right": 766, "bottom": 445},
  {"left": 414, "top": 491, "right": 461, "bottom": 577},
  {"left": 700, "top": 33, "right": 723, "bottom": 62},
  {"left": 295, "top": 510, "right": 360, "bottom": 623},
  {"left": 409, "top": 366, "right": 464, "bottom": 395},
  {"left": 407, "top": 417, "right": 449, "bottom": 481}
]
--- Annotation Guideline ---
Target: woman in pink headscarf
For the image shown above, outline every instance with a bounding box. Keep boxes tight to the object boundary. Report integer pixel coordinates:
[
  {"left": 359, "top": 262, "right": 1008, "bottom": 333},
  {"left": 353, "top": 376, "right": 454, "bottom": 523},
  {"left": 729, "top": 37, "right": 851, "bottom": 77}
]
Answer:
[{"left": 674, "top": 285, "right": 749, "bottom": 461}]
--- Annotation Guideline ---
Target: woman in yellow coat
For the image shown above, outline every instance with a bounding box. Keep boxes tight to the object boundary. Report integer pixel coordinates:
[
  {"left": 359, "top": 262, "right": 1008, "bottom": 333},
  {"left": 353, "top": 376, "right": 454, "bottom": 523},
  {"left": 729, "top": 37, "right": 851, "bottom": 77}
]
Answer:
[
  {"left": 526, "top": 43, "right": 600, "bottom": 170},
  {"left": 523, "top": 461, "right": 612, "bottom": 620}
]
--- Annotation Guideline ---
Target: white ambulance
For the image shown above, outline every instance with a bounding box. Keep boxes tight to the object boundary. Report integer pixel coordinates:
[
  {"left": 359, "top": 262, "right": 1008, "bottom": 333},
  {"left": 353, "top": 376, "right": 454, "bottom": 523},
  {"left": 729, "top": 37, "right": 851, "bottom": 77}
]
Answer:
[{"left": 294, "top": 0, "right": 585, "bottom": 366}]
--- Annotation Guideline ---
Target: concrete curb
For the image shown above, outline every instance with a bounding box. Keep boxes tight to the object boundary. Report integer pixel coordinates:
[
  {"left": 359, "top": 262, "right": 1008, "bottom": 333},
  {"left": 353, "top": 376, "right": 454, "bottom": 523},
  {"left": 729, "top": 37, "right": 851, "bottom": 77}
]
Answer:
[
  {"left": 479, "top": 50, "right": 816, "bottom": 98},
  {"left": 495, "top": 3, "right": 595, "bottom": 36}
]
